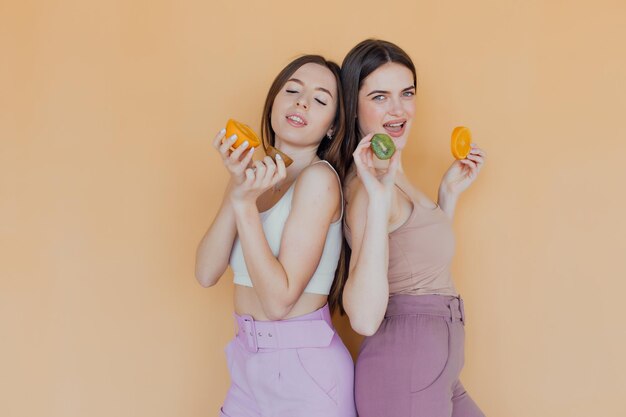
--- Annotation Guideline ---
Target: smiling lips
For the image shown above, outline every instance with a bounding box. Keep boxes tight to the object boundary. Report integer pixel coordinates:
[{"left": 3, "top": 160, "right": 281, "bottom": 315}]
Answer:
[
  {"left": 286, "top": 113, "right": 308, "bottom": 127},
  {"left": 383, "top": 119, "right": 407, "bottom": 138}
]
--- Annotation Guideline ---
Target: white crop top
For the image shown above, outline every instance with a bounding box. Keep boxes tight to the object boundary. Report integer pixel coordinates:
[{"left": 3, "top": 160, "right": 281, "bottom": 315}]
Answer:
[{"left": 229, "top": 160, "right": 343, "bottom": 295}]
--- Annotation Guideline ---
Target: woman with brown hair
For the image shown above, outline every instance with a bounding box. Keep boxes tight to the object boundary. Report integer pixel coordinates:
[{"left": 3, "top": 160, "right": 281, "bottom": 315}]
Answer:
[
  {"left": 195, "top": 55, "right": 356, "bottom": 417},
  {"left": 340, "top": 39, "right": 486, "bottom": 417}
]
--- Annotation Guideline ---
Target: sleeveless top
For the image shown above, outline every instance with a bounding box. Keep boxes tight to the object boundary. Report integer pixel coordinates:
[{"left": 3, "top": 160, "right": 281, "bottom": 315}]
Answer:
[
  {"left": 345, "top": 181, "right": 458, "bottom": 296},
  {"left": 229, "top": 160, "right": 343, "bottom": 295}
]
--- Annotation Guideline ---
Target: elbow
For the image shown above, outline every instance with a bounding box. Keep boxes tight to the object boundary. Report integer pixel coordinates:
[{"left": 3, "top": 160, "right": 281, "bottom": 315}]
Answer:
[
  {"left": 195, "top": 268, "right": 220, "bottom": 288},
  {"left": 344, "top": 300, "right": 382, "bottom": 336},
  {"left": 263, "top": 301, "right": 294, "bottom": 321},
  {"left": 197, "top": 278, "right": 217, "bottom": 288},
  {"left": 349, "top": 317, "right": 380, "bottom": 337},
  {"left": 196, "top": 275, "right": 217, "bottom": 288}
]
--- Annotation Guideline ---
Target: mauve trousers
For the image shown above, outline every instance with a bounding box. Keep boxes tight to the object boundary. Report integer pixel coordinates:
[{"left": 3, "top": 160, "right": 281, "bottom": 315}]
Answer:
[{"left": 355, "top": 295, "right": 485, "bottom": 417}]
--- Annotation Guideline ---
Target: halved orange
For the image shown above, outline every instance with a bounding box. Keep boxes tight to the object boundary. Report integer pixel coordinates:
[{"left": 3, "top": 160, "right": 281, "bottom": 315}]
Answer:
[
  {"left": 224, "top": 119, "right": 262, "bottom": 149},
  {"left": 451, "top": 126, "right": 472, "bottom": 160}
]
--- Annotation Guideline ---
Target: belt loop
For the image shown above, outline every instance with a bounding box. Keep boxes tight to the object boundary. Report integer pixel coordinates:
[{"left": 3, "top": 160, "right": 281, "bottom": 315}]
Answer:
[
  {"left": 449, "top": 299, "right": 457, "bottom": 323},
  {"left": 449, "top": 297, "right": 462, "bottom": 323},
  {"left": 459, "top": 297, "right": 466, "bottom": 324}
]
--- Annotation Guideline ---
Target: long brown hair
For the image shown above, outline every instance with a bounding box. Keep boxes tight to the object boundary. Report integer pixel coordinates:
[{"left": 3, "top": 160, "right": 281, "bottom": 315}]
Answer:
[
  {"left": 259, "top": 55, "right": 348, "bottom": 314},
  {"left": 333, "top": 40, "right": 417, "bottom": 314}
]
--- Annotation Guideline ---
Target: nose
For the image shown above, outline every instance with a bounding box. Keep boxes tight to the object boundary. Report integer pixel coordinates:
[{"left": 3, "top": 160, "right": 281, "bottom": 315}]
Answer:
[
  {"left": 296, "top": 97, "right": 309, "bottom": 110},
  {"left": 389, "top": 97, "right": 403, "bottom": 116}
]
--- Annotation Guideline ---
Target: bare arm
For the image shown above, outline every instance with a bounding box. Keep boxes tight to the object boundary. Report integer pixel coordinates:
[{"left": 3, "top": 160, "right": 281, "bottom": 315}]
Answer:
[
  {"left": 342, "top": 136, "right": 400, "bottom": 336},
  {"left": 342, "top": 183, "right": 391, "bottom": 336},
  {"left": 438, "top": 145, "right": 486, "bottom": 219},
  {"left": 194, "top": 128, "right": 255, "bottom": 287},
  {"left": 195, "top": 183, "right": 237, "bottom": 287},
  {"left": 231, "top": 160, "right": 340, "bottom": 320}
]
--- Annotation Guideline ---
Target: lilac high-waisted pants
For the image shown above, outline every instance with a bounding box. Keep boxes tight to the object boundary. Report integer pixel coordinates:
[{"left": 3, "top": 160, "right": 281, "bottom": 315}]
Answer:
[
  {"left": 220, "top": 304, "right": 356, "bottom": 417},
  {"left": 355, "top": 295, "right": 485, "bottom": 417}
]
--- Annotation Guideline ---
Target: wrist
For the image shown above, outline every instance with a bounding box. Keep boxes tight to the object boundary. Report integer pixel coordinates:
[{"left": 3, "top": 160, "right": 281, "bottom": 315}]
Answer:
[
  {"left": 368, "top": 199, "right": 392, "bottom": 216},
  {"left": 229, "top": 194, "right": 256, "bottom": 212},
  {"left": 438, "top": 184, "right": 459, "bottom": 201}
]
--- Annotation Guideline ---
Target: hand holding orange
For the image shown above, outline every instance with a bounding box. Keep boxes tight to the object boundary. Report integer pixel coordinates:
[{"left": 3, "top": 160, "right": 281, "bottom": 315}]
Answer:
[{"left": 222, "top": 119, "right": 293, "bottom": 168}]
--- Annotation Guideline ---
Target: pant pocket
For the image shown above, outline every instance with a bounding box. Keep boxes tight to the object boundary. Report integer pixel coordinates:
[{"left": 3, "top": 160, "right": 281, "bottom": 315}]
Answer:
[
  {"left": 410, "top": 317, "right": 450, "bottom": 393},
  {"left": 296, "top": 346, "right": 339, "bottom": 404}
]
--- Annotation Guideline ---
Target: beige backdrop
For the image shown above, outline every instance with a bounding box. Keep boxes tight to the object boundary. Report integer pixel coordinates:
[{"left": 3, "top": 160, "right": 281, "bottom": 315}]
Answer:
[{"left": 2, "top": 1, "right": 625, "bottom": 416}]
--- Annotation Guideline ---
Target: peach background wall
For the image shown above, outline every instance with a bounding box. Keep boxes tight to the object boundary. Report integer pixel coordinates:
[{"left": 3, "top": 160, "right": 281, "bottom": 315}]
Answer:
[{"left": 2, "top": 1, "right": 625, "bottom": 416}]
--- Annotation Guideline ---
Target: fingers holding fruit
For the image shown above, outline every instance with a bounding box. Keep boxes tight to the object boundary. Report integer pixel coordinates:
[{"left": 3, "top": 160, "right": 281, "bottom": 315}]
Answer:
[
  {"left": 465, "top": 145, "right": 486, "bottom": 168},
  {"left": 212, "top": 128, "right": 227, "bottom": 150},
  {"left": 233, "top": 155, "right": 287, "bottom": 204},
  {"left": 352, "top": 134, "right": 376, "bottom": 176}
]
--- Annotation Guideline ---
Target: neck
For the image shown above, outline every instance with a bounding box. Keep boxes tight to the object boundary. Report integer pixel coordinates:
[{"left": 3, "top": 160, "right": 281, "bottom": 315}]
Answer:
[{"left": 272, "top": 137, "right": 320, "bottom": 182}]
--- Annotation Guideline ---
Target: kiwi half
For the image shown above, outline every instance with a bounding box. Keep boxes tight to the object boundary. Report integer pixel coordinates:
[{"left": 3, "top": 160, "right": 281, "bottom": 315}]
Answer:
[
  {"left": 265, "top": 146, "right": 294, "bottom": 167},
  {"left": 371, "top": 133, "right": 396, "bottom": 160}
]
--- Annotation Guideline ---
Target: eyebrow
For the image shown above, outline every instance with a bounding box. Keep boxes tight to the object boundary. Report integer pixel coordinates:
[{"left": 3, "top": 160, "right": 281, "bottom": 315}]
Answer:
[
  {"left": 287, "top": 78, "right": 334, "bottom": 98},
  {"left": 366, "top": 85, "right": 416, "bottom": 96}
]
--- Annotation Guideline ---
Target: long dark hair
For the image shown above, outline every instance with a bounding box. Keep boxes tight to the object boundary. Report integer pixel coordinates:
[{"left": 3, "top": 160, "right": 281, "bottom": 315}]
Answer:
[
  {"left": 333, "top": 40, "right": 417, "bottom": 314},
  {"left": 259, "top": 55, "right": 348, "bottom": 314}
]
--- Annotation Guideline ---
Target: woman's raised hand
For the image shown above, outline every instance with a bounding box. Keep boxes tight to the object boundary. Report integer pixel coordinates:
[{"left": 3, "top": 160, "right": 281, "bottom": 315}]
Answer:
[
  {"left": 440, "top": 144, "right": 486, "bottom": 196},
  {"left": 212, "top": 128, "right": 256, "bottom": 185},
  {"left": 229, "top": 155, "right": 287, "bottom": 205},
  {"left": 353, "top": 134, "right": 400, "bottom": 209}
]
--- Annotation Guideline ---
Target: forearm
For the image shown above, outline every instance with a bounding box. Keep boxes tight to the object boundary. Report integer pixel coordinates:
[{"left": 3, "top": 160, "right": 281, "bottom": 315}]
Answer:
[
  {"left": 437, "top": 185, "right": 459, "bottom": 219},
  {"left": 232, "top": 201, "right": 292, "bottom": 319},
  {"left": 195, "top": 196, "right": 238, "bottom": 287},
  {"left": 344, "top": 202, "right": 391, "bottom": 336}
]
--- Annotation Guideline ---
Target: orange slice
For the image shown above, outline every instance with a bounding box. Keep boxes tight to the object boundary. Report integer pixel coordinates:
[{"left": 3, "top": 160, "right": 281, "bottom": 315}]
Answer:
[
  {"left": 451, "top": 126, "right": 472, "bottom": 160},
  {"left": 224, "top": 119, "right": 261, "bottom": 149}
]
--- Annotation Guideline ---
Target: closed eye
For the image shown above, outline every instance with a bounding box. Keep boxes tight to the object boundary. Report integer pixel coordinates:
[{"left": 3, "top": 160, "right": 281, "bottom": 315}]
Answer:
[
  {"left": 315, "top": 98, "right": 327, "bottom": 106},
  {"left": 286, "top": 89, "right": 299, "bottom": 94}
]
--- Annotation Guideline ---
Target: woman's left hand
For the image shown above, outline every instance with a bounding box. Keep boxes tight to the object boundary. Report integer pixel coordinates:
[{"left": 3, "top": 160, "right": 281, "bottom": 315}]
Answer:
[
  {"left": 440, "top": 144, "right": 486, "bottom": 196},
  {"left": 229, "top": 155, "right": 287, "bottom": 206}
]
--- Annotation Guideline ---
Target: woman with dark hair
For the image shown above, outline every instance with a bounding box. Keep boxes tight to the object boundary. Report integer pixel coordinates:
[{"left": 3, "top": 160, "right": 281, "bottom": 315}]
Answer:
[
  {"left": 195, "top": 55, "right": 356, "bottom": 417},
  {"left": 339, "top": 39, "right": 486, "bottom": 417}
]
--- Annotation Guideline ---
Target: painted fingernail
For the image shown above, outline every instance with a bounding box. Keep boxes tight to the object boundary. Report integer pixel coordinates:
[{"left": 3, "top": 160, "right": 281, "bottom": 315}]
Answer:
[
  {"left": 249, "top": 147, "right": 255, "bottom": 154},
  {"left": 220, "top": 128, "right": 226, "bottom": 134},
  {"left": 275, "top": 154, "right": 282, "bottom": 160},
  {"left": 229, "top": 134, "right": 237, "bottom": 142},
  {"left": 241, "top": 141, "right": 249, "bottom": 148}
]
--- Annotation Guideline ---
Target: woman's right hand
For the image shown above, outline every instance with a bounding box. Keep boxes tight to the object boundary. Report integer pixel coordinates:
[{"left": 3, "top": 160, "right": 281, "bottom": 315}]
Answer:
[
  {"left": 352, "top": 134, "right": 400, "bottom": 208},
  {"left": 212, "top": 128, "right": 256, "bottom": 185}
]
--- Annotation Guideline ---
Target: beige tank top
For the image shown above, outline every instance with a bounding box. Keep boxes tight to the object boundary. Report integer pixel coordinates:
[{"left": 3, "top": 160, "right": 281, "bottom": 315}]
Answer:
[{"left": 345, "top": 182, "right": 458, "bottom": 296}]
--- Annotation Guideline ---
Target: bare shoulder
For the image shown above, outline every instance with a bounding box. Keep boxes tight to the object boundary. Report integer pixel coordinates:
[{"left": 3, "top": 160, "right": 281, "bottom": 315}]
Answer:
[{"left": 291, "top": 162, "right": 340, "bottom": 215}]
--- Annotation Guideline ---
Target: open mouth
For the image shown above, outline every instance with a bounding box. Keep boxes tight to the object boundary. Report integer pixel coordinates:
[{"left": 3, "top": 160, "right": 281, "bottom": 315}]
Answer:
[
  {"left": 383, "top": 120, "right": 406, "bottom": 137},
  {"left": 286, "top": 113, "right": 308, "bottom": 127}
]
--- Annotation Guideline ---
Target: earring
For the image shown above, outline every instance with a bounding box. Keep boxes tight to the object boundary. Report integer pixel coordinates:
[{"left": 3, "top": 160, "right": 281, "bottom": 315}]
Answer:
[{"left": 326, "top": 133, "right": 333, "bottom": 140}]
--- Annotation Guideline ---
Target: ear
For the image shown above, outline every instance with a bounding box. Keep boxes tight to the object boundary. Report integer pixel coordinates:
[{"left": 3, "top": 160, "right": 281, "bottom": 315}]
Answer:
[{"left": 326, "top": 127, "right": 334, "bottom": 138}]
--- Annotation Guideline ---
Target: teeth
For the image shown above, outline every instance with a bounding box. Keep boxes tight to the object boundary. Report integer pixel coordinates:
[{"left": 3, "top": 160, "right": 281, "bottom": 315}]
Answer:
[
  {"left": 288, "top": 115, "right": 304, "bottom": 124},
  {"left": 385, "top": 122, "right": 403, "bottom": 127}
]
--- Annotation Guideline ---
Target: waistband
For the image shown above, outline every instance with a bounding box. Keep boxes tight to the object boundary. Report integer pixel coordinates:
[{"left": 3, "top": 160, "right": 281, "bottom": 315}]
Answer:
[
  {"left": 385, "top": 294, "right": 465, "bottom": 324},
  {"left": 234, "top": 304, "right": 335, "bottom": 353}
]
